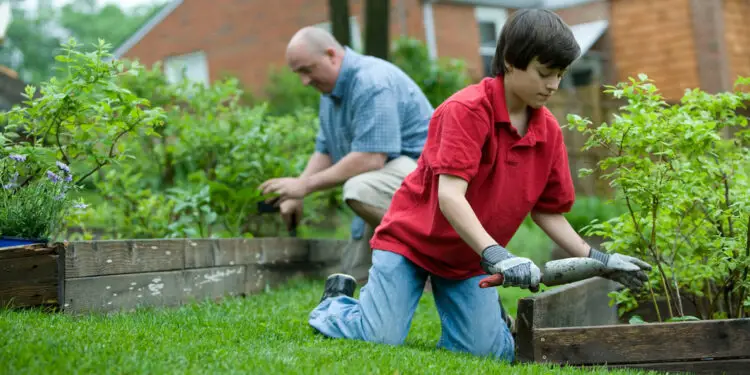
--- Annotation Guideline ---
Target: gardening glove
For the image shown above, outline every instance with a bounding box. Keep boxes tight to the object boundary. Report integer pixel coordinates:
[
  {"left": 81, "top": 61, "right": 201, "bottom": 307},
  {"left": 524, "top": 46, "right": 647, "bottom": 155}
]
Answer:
[
  {"left": 588, "top": 248, "right": 652, "bottom": 291},
  {"left": 479, "top": 244, "right": 541, "bottom": 292}
]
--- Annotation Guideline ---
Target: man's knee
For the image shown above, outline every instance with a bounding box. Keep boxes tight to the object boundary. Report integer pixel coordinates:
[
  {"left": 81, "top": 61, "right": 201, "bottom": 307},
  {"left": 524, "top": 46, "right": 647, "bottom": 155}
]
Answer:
[{"left": 343, "top": 173, "right": 386, "bottom": 209}]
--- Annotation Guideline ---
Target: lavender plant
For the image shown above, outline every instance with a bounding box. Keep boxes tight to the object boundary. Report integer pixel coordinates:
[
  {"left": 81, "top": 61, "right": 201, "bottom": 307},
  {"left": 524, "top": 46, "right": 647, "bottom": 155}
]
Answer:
[{"left": 0, "top": 154, "right": 86, "bottom": 240}]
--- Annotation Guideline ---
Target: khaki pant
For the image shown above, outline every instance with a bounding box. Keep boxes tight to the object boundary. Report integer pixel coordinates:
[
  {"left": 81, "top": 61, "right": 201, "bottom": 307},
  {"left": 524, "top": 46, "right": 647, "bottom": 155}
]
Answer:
[{"left": 339, "top": 156, "right": 418, "bottom": 281}]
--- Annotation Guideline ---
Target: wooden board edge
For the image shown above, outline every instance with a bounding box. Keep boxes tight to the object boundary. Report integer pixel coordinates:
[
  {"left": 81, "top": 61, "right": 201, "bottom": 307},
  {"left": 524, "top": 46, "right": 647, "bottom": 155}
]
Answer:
[{"left": 531, "top": 318, "right": 750, "bottom": 364}]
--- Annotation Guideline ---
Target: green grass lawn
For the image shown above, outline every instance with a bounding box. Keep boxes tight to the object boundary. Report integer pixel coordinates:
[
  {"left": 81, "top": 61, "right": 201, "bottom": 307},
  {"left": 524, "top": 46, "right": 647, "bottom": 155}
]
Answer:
[{"left": 0, "top": 278, "right": 662, "bottom": 375}]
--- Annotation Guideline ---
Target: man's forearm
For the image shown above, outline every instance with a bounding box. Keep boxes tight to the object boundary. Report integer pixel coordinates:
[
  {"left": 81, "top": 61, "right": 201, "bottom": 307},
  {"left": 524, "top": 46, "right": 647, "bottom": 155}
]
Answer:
[
  {"left": 303, "top": 152, "right": 386, "bottom": 194},
  {"left": 531, "top": 211, "right": 590, "bottom": 257},
  {"left": 299, "top": 152, "right": 333, "bottom": 179}
]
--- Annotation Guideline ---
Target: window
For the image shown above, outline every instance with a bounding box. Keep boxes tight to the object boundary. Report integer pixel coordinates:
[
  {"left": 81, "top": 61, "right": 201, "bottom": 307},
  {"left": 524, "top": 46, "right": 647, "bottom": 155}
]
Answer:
[
  {"left": 474, "top": 7, "right": 507, "bottom": 77},
  {"left": 164, "top": 51, "right": 210, "bottom": 86},
  {"left": 314, "top": 16, "right": 363, "bottom": 52},
  {"left": 560, "top": 53, "right": 603, "bottom": 89}
]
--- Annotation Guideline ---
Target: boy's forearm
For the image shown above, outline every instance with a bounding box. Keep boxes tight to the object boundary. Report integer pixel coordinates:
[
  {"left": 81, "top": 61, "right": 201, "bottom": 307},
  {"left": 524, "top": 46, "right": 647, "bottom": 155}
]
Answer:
[
  {"left": 531, "top": 211, "right": 590, "bottom": 257},
  {"left": 437, "top": 175, "right": 496, "bottom": 256}
]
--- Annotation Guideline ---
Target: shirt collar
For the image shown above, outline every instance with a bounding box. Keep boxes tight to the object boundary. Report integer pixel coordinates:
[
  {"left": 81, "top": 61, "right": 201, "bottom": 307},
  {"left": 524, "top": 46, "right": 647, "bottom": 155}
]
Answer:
[
  {"left": 486, "top": 76, "right": 548, "bottom": 144},
  {"left": 329, "top": 47, "right": 359, "bottom": 100}
]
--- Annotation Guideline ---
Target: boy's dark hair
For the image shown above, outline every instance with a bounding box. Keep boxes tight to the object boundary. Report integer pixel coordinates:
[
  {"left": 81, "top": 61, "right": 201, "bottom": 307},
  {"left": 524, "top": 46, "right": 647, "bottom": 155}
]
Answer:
[{"left": 491, "top": 9, "right": 581, "bottom": 76}]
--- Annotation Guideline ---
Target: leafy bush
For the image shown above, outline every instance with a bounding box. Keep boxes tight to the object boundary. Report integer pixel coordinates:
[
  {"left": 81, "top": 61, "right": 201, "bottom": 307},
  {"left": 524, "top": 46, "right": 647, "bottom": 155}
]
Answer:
[
  {"left": 390, "top": 36, "right": 472, "bottom": 108},
  {"left": 0, "top": 38, "right": 164, "bottom": 241},
  {"left": 565, "top": 74, "right": 750, "bottom": 321},
  {"left": 67, "top": 61, "right": 343, "bottom": 240},
  {"left": 564, "top": 195, "right": 628, "bottom": 234}
]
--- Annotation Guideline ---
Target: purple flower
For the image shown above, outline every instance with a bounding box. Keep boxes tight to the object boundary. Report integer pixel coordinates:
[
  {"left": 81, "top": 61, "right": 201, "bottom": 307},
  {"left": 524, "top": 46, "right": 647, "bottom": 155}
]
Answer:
[
  {"left": 56, "top": 161, "right": 71, "bottom": 174},
  {"left": 3, "top": 172, "right": 18, "bottom": 190},
  {"left": 74, "top": 203, "right": 89, "bottom": 209},
  {"left": 8, "top": 154, "right": 26, "bottom": 162},
  {"left": 46, "top": 170, "right": 61, "bottom": 183},
  {"left": 65, "top": 174, "right": 73, "bottom": 182}
]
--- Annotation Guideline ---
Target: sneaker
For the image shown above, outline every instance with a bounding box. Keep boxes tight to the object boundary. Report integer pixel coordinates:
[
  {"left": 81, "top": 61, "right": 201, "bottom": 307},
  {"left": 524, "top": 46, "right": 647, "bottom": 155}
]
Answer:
[{"left": 319, "top": 273, "right": 357, "bottom": 303}]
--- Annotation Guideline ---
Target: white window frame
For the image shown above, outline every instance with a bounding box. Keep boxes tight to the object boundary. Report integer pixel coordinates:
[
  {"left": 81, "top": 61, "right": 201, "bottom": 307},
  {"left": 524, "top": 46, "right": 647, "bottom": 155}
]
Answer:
[
  {"left": 475, "top": 7, "right": 508, "bottom": 57},
  {"left": 475, "top": 7, "right": 508, "bottom": 76},
  {"left": 164, "top": 50, "right": 210, "bottom": 86},
  {"left": 314, "top": 16, "right": 363, "bottom": 52}
]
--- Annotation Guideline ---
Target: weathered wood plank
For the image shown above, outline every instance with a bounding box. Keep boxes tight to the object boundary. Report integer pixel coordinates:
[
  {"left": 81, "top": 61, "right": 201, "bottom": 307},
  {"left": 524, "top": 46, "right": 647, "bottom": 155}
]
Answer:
[
  {"left": 66, "top": 239, "right": 187, "bottom": 278},
  {"left": 308, "top": 239, "right": 347, "bottom": 264},
  {"left": 515, "top": 277, "right": 620, "bottom": 362},
  {"left": 63, "top": 265, "right": 265, "bottom": 314},
  {"left": 0, "top": 278, "right": 59, "bottom": 307},
  {"left": 258, "top": 238, "right": 310, "bottom": 265},
  {"left": 0, "top": 253, "right": 58, "bottom": 283},
  {"left": 0, "top": 243, "right": 63, "bottom": 308},
  {"left": 0, "top": 243, "right": 57, "bottom": 260},
  {"left": 533, "top": 318, "right": 750, "bottom": 365},
  {"left": 183, "top": 238, "right": 262, "bottom": 268},
  {"left": 606, "top": 358, "right": 750, "bottom": 375}
]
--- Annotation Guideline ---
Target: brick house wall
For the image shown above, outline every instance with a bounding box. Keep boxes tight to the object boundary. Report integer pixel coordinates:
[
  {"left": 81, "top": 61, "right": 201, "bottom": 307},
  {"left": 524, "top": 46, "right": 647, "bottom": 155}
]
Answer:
[
  {"left": 723, "top": 0, "right": 750, "bottom": 88},
  {"left": 609, "top": 0, "right": 700, "bottom": 101},
  {"left": 121, "top": 0, "right": 492, "bottom": 96},
  {"left": 432, "top": 2, "right": 484, "bottom": 79}
]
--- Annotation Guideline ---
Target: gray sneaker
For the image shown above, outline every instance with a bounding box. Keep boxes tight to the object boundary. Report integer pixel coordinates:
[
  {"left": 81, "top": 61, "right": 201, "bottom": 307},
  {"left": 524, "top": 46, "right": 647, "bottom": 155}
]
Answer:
[{"left": 319, "top": 273, "right": 357, "bottom": 303}]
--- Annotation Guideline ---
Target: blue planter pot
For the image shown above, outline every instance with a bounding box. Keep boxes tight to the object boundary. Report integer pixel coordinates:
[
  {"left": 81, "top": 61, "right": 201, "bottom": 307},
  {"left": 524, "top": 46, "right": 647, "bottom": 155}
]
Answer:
[{"left": 0, "top": 236, "right": 47, "bottom": 249}]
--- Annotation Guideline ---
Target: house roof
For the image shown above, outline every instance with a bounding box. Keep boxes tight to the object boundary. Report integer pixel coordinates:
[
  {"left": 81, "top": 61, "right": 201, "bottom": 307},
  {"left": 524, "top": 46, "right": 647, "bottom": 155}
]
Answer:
[
  {"left": 0, "top": 65, "right": 27, "bottom": 112},
  {"left": 570, "top": 19, "right": 609, "bottom": 56},
  {"left": 112, "top": 0, "right": 606, "bottom": 60},
  {"left": 112, "top": 0, "right": 183, "bottom": 59},
  {"left": 433, "top": 0, "right": 602, "bottom": 9}
]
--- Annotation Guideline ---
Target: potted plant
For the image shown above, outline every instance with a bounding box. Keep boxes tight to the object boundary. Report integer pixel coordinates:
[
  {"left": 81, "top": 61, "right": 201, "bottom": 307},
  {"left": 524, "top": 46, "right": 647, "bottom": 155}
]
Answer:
[
  {"left": 565, "top": 74, "right": 750, "bottom": 322},
  {"left": 0, "top": 152, "right": 88, "bottom": 247}
]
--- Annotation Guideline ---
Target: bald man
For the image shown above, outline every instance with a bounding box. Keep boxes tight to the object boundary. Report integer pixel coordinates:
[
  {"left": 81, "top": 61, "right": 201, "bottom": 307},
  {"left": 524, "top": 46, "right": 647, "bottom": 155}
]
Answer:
[{"left": 260, "top": 27, "right": 434, "bottom": 282}]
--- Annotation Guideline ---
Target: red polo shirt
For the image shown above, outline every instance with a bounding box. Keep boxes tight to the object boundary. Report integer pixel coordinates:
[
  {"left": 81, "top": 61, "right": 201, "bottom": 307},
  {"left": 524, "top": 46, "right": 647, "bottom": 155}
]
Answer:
[{"left": 369, "top": 76, "right": 576, "bottom": 280}]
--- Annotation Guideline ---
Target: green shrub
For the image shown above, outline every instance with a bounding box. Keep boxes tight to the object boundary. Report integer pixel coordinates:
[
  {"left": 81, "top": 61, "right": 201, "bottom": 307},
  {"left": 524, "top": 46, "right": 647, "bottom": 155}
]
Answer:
[
  {"left": 0, "top": 38, "right": 164, "bottom": 241},
  {"left": 565, "top": 74, "right": 750, "bottom": 321},
  {"left": 67, "top": 62, "right": 343, "bottom": 240},
  {"left": 390, "top": 36, "right": 472, "bottom": 108}
]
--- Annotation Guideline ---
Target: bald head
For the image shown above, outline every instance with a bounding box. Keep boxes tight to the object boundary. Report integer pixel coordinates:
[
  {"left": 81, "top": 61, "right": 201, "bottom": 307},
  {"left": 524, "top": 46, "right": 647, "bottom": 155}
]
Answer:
[
  {"left": 285, "top": 27, "right": 346, "bottom": 94},
  {"left": 287, "top": 26, "right": 344, "bottom": 55}
]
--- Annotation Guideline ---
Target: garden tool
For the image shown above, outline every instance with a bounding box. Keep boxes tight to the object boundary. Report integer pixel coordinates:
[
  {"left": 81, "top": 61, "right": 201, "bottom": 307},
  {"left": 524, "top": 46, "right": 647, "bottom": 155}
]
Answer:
[
  {"left": 257, "top": 197, "right": 298, "bottom": 237},
  {"left": 478, "top": 257, "right": 607, "bottom": 290}
]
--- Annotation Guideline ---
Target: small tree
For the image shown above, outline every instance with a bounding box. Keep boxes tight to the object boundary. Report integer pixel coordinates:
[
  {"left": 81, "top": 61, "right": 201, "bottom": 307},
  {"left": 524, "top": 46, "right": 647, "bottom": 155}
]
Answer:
[{"left": 565, "top": 74, "right": 750, "bottom": 321}]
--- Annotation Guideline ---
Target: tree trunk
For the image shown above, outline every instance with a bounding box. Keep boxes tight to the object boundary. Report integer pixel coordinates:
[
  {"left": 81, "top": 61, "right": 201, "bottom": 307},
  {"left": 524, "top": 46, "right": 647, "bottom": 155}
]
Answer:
[
  {"left": 364, "top": 0, "right": 390, "bottom": 60},
  {"left": 328, "top": 0, "right": 351, "bottom": 47}
]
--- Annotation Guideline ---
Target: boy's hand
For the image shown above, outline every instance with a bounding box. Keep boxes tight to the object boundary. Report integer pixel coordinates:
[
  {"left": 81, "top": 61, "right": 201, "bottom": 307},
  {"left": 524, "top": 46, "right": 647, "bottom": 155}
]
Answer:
[
  {"left": 480, "top": 244, "right": 541, "bottom": 291},
  {"left": 588, "top": 248, "right": 652, "bottom": 291}
]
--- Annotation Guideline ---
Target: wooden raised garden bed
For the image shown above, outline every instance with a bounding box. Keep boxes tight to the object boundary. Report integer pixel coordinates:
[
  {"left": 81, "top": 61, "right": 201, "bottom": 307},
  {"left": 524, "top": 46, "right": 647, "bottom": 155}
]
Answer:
[
  {"left": 0, "top": 237, "right": 346, "bottom": 313},
  {"left": 515, "top": 277, "right": 750, "bottom": 375}
]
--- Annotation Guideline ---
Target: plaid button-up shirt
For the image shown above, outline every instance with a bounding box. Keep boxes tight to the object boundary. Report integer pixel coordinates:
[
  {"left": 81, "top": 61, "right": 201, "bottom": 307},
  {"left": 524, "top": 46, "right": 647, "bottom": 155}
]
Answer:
[{"left": 315, "top": 47, "right": 434, "bottom": 239}]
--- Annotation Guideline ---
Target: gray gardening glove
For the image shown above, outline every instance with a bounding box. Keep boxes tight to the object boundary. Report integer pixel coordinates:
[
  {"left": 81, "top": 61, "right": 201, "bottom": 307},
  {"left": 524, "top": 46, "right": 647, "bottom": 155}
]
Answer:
[
  {"left": 588, "top": 248, "right": 652, "bottom": 291},
  {"left": 480, "top": 244, "right": 541, "bottom": 291}
]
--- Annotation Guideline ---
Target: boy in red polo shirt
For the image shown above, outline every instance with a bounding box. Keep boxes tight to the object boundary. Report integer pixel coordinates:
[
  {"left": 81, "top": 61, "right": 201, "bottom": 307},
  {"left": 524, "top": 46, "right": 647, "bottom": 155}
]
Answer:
[{"left": 309, "top": 9, "right": 652, "bottom": 362}]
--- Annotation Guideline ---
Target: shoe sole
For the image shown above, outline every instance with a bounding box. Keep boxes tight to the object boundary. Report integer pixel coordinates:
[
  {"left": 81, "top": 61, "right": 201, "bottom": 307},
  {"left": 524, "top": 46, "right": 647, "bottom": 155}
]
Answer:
[{"left": 326, "top": 273, "right": 357, "bottom": 283}]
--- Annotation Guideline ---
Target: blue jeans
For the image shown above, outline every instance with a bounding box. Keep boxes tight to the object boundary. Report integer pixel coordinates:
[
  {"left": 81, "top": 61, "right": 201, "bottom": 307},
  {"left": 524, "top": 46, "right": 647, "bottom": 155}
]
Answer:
[{"left": 308, "top": 249, "right": 515, "bottom": 362}]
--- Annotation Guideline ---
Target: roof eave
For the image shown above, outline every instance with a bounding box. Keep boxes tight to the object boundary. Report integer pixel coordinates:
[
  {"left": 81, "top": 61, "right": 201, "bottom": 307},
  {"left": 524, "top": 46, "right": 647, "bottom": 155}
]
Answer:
[{"left": 109, "top": 0, "right": 184, "bottom": 61}]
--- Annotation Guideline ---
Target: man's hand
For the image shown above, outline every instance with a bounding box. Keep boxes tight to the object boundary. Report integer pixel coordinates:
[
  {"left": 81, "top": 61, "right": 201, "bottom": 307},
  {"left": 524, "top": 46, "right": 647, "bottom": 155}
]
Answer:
[
  {"left": 259, "top": 177, "right": 309, "bottom": 201},
  {"left": 279, "top": 199, "right": 303, "bottom": 229},
  {"left": 480, "top": 244, "right": 541, "bottom": 291},
  {"left": 589, "top": 248, "right": 652, "bottom": 291}
]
